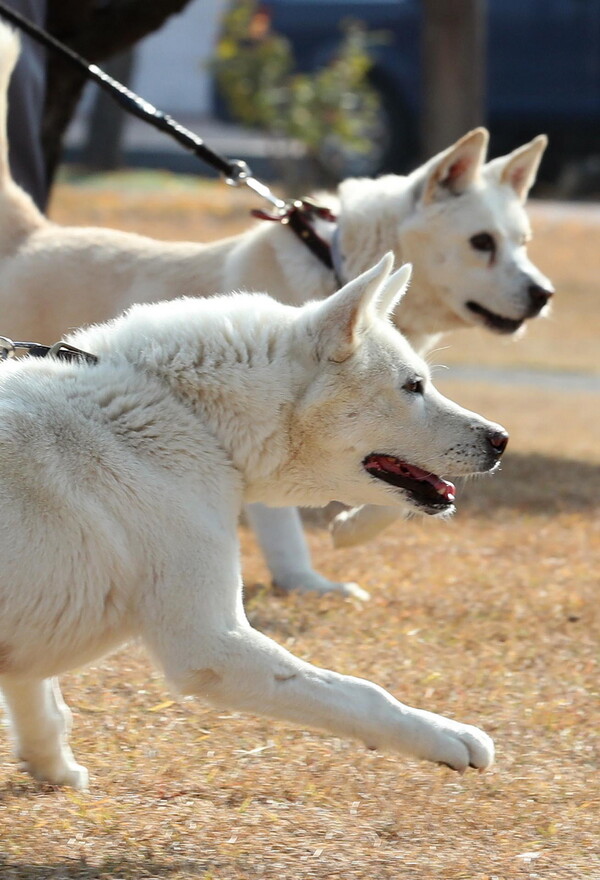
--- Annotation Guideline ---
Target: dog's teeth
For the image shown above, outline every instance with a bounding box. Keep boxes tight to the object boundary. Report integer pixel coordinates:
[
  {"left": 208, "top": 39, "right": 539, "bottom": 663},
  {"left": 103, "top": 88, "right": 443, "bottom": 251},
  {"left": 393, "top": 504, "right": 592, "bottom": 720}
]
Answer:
[{"left": 431, "top": 477, "right": 455, "bottom": 501}]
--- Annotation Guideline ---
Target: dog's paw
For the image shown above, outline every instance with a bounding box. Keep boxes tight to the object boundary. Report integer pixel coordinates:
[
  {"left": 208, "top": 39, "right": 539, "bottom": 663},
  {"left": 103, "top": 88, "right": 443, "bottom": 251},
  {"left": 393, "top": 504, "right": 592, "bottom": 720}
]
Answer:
[
  {"left": 273, "top": 570, "right": 370, "bottom": 601},
  {"left": 19, "top": 753, "right": 89, "bottom": 790},
  {"left": 330, "top": 506, "right": 400, "bottom": 549},
  {"left": 330, "top": 509, "right": 367, "bottom": 548},
  {"left": 410, "top": 711, "right": 494, "bottom": 772}
]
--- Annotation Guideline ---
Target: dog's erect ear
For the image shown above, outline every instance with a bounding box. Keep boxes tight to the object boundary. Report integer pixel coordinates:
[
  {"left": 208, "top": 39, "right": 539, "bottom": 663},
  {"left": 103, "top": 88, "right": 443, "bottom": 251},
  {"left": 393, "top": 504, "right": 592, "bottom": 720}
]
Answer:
[
  {"left": 374, "top": 263, "right": 412, "bottom": 318},
  {"left": 485, "top": 134, "right": 548, "bottom": 202},
  {"left": 313, "top": 252, "right": 394, "bottom": 362},
  {"left": 421, "top": 127, "right": 489, "bottom": 205}
]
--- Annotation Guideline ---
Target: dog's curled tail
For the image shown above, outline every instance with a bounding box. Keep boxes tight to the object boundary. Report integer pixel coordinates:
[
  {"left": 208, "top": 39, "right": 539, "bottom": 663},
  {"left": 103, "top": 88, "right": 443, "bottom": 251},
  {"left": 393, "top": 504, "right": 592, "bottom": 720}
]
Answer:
[{"left": 0, "top": 22, "right": 20, "bottom": 187}]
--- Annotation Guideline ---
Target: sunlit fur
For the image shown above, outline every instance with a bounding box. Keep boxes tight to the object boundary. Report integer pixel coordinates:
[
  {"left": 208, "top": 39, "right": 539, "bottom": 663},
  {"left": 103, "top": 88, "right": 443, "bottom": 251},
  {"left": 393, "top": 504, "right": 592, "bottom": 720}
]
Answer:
[
  {"left": 0, "top": 24, "right": 541, "bottom": 592},
  {"left": 0, "top": 257, "right": 503, "bottom": 788}
]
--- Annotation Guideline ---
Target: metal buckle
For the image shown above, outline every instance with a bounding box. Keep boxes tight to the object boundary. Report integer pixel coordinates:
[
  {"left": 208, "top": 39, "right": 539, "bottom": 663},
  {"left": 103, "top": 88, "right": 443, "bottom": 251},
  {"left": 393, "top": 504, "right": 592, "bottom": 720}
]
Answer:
[
  {"left": 47, "top": 341, "right": 73, "bottom": 359},
  {"left": 47, "top": 341, "right": 99, "bottom": 365},
  {"left": 0, "top": 336, "right": 15, "bottom": 360},
  {"left": 224, "top": 159, "right": 287, "bottom": 212},
  {"left": 223, "top": 159, "right": 252, "bottom": 187}
]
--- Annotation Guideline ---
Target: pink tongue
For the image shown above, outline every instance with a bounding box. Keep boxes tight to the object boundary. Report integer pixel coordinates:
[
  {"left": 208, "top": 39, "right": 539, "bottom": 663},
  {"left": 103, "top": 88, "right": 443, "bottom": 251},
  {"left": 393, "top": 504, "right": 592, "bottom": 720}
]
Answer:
[{"left": 376, "top": 456, "right": 456, "bottom": 501}]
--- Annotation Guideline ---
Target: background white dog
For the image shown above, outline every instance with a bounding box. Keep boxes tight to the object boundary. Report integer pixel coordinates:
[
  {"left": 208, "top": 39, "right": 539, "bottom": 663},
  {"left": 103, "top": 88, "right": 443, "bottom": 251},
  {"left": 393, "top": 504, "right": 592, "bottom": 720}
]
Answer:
[
  {"left": 0, "top": 23, "right": 547, "bottom": 597},
  {"left": 0, "top": 256, "right": 508, "bottom": 789}
]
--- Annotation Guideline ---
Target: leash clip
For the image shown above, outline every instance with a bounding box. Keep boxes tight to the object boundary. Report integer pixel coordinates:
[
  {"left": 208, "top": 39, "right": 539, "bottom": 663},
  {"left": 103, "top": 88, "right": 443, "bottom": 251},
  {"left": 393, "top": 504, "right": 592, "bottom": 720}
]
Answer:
[{"left": 223, "top": 159, "right": 252, "bottom": 187}]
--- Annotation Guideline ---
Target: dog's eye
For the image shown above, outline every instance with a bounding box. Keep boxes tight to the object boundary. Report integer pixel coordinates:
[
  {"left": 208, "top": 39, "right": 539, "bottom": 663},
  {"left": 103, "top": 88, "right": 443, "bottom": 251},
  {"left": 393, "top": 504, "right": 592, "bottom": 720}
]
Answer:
[
  {"left": 403, "top": 378, "right": 424, "bottom": 395},
  {"left": 470, "top": 232, "right": 496, "bottom": 253}
]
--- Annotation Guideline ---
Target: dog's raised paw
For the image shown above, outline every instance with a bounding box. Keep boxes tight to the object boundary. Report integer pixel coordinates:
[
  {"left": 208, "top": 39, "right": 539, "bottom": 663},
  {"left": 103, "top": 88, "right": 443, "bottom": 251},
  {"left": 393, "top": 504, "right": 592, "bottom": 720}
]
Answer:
[
  {"left": 431, "top": 723, "right": 494, "bottom": 772},
  {"left": 330, "top": 506, "right": 400, "bottom": 549},
  {"left": 408, "top": 711, "right": 495, "bottom": 773}
]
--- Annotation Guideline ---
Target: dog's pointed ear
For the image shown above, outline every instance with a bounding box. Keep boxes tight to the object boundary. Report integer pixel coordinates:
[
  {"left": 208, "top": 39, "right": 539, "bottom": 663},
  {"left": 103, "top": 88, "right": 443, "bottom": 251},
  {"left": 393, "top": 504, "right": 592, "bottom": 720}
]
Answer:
[
  {"left": 485, "top": 134, "right": 548, "bottom": 202},
  {"left": 375, "top": 262, "right": 412, "bottom": 318},
  {"left": 313, "top": 252, "right": 394, "bottom": 362},
  {"left": 421, "top": 127, "right": 489, "bottom": 205}
]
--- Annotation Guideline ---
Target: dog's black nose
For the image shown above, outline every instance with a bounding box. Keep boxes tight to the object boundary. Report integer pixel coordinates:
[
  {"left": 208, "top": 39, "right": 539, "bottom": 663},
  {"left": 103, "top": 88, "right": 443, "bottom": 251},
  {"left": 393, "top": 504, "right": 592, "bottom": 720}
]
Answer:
[
  {"left": 488, "top": 428, "right": 509, "bottom": 457},
  {"left": 528, "top": 283, "right": 554, "bottom": 315}
]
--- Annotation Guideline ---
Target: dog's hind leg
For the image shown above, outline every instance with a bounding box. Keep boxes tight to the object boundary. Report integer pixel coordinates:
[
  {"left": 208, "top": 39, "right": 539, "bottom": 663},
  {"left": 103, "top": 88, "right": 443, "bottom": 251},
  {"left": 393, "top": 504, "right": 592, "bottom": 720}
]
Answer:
[
  {"left": 245, "top": 503, "right": 369, "bottom": 600},
  {"left": 330, "top": 504, "right": 401, "bottom": 549},
  {"left": 0, "top": 677, "right": 88, "bottom": 789}
]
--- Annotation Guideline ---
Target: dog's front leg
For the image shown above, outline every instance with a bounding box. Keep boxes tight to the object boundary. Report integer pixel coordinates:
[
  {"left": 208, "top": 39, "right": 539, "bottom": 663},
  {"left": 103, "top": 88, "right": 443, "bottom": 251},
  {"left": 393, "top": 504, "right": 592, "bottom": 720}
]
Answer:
[
  {"left": 245, "top": 503, "right": 369, "bottom": 599},
  {"left": 330, "top": 504, "right": 401, "bottom": 549},
  {"left": 154, "top": 621, "right": 494, "bottom": 774},
  {"left": 0, "top": 676, "right": 89, "bottom": 789}
]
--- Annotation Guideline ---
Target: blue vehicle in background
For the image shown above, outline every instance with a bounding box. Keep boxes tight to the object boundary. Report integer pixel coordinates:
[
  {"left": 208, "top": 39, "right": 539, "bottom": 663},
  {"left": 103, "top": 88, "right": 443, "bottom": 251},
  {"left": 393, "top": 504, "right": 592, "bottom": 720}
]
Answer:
[{"left": 248, "top": 0, "right": 600, "bottom": 177}]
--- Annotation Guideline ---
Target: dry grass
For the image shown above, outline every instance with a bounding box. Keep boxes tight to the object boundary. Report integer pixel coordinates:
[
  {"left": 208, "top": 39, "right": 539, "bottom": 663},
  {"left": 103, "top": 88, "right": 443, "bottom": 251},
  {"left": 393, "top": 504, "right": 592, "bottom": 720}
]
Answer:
[{"left": 1, "top": 173, "right": 599, "bottom": 879}]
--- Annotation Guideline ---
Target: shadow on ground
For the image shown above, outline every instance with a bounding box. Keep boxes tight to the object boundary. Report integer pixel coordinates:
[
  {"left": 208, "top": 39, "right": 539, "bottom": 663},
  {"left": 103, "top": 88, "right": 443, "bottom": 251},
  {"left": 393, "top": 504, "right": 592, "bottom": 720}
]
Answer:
[
  {"left": 457, "top": 451, "right": 600, "bottom": 515},
  {"left": 0, "top": 855, "right": 214, "bottom": 880}
]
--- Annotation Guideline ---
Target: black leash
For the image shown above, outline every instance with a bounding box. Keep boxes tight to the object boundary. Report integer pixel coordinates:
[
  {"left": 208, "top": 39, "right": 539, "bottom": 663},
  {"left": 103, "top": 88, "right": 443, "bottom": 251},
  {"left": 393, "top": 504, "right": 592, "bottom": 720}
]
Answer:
[
  {"left": 0, "top": 2, "right": 339, "bottom": 272},
  {"left": 0, "top": 2, "right": 250, "bottom": 190},
  {"left": 0, "top": 336, "right": 98, "bottom": 365}
]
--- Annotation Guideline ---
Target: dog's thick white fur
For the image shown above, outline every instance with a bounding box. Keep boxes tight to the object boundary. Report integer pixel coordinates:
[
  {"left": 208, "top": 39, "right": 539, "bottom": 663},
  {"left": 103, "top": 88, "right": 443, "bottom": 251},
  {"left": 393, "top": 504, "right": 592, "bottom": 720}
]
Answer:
[
  {"left": 0, "top": 255, "right": 509, "bottom": 788},
  {"left": 0, "top": 23, "right": 550, "bottom": 597}
]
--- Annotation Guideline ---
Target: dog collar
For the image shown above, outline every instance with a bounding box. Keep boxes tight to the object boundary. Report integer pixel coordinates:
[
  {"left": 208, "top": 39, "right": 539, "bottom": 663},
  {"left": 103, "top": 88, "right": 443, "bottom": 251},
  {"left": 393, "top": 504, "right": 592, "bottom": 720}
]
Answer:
[
  {"left": 0, "top": 336, "right": 98, "bottom": 365},
  {"left": 251, "top": 199, "right": 344, "bottom": 286},
  {"left": 330, "top": 225, "right": 346, "bottom": 287}
]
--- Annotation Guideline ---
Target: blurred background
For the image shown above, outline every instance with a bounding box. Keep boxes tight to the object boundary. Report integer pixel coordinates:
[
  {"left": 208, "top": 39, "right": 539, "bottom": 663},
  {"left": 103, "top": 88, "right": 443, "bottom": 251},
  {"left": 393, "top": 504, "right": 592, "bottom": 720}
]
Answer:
[{"left": 61, "top": 0, "right": 600, "bottom": 197}]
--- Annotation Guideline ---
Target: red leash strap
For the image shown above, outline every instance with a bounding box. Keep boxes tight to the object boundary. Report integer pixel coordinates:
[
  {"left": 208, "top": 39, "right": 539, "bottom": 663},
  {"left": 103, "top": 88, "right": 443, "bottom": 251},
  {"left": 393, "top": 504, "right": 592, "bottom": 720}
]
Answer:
[{"left": 251, "top": 200, "right": 337, "bottom": 272}]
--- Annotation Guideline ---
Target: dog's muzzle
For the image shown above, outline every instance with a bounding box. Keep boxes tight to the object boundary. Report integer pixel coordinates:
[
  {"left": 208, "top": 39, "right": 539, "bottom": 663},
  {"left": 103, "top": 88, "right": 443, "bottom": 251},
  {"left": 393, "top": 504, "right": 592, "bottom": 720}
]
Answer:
[{"left": 466, "top": 280, "right": 554, "bottom": 333}]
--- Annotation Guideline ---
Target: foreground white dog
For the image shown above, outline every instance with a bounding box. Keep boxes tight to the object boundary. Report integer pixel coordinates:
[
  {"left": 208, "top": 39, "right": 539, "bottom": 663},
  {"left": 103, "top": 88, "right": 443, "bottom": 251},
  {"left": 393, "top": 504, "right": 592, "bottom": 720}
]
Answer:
[
  {"left": 0, "top": 256, "right": 509, "bottom": 789},
  {"left": 0, "top": 23, "right": 545, "bottom": 596}
]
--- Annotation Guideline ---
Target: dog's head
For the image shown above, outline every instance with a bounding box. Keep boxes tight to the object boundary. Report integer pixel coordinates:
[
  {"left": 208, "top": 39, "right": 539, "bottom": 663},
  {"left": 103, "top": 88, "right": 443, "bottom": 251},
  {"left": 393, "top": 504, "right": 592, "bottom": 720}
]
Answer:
[
  {"left": 274, "top": 254, "right": 508, "bottom": 514},
  {"left": 402, "top": 127, "right": 554, "bottom": 336}
]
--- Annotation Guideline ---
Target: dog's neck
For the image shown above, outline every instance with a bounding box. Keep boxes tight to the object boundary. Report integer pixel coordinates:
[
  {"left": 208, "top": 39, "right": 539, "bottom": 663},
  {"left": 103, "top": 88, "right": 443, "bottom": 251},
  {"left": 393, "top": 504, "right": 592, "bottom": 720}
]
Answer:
[
  {"left": 334, "top": 174, "right": 468, "bottom": 354},
  {"left": 71, "top": 297, "right": 304, "bottom": 500}
]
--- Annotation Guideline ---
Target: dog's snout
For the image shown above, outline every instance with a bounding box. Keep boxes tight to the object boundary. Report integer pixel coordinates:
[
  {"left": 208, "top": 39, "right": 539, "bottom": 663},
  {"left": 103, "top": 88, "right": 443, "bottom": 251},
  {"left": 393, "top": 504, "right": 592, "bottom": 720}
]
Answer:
[
  {"left": 528, "top": 283, "right": 554, "bottom": 316},
  {"left": 487, "top": 427, "right": 509, "bottom": 457}
]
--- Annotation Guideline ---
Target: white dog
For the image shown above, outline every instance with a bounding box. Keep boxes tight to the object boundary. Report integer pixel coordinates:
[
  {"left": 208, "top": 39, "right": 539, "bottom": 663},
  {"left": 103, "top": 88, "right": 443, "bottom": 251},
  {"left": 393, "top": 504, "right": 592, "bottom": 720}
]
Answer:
[
  {"left": 0, "top": 23, "right": 548, "bottom": 597},
  {"left": 0, "top": 254, "right": 509, "bottom": 789}
]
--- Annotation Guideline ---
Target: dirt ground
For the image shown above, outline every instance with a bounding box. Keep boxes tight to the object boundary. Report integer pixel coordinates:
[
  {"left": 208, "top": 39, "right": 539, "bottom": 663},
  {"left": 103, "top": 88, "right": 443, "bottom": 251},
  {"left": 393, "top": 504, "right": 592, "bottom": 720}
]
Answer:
[{"left": 1, "top": 174, "right": 598, "bottom": 880}]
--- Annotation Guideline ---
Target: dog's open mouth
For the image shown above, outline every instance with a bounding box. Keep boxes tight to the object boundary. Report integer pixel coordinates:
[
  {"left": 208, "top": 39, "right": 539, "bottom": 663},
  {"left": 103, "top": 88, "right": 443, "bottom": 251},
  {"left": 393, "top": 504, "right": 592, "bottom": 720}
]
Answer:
[
  {"left": 466, "top": 301, "right": 523, "bottom": 334},
  {"left": 363, "top": 453, "right": 455, "bottom": 513}
]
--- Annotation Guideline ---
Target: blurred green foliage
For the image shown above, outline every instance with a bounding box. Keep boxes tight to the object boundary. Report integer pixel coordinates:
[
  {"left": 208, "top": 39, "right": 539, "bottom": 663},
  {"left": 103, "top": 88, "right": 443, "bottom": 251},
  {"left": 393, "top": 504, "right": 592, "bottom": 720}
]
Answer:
[{"left": 212, "top": 0, "right": 381, "bottom": 162}]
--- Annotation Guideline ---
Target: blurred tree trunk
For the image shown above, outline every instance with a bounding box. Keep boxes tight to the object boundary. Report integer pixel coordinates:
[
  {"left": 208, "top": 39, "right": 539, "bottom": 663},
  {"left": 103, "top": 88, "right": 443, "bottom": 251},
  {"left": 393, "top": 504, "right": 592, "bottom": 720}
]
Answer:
[
  {"left": 43, "top": 0, "right": 194, "bottom": 184},
  {"left": 421, "top": 0, "right": 486, "bottom": 157}
]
